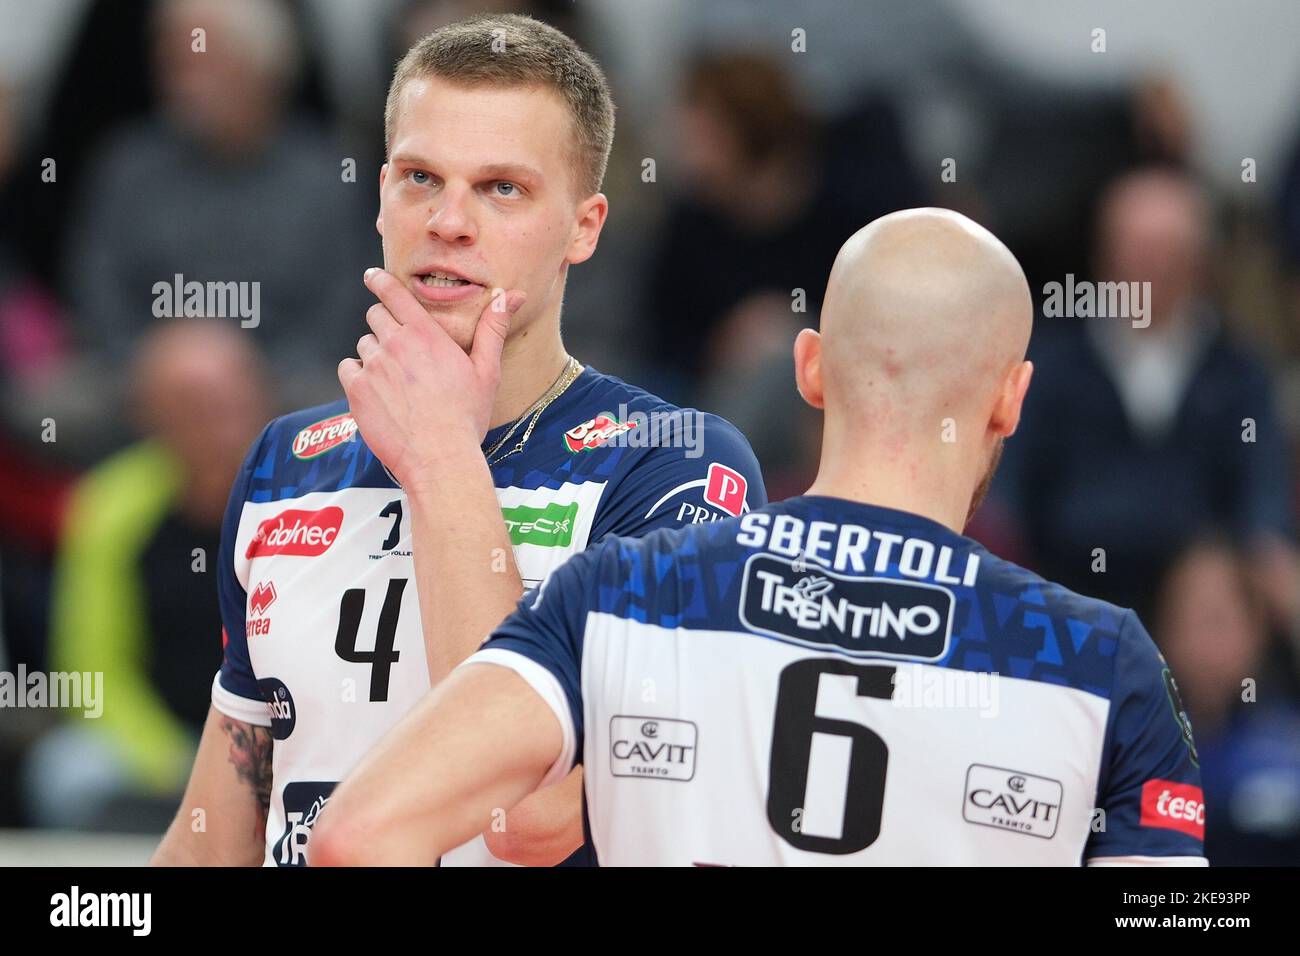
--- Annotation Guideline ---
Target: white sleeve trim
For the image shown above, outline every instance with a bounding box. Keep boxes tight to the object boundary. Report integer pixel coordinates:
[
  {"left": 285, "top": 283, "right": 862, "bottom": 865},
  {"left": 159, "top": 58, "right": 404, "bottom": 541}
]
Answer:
[
  {"left": 1086, "top": 855, "right": 1209, "bottom": 867},
  {"left": 460, "top": 648, "right": 577, "bottom": 790},
  {"left": 210, "top": 672, "right": 271, "bottom": 727}
]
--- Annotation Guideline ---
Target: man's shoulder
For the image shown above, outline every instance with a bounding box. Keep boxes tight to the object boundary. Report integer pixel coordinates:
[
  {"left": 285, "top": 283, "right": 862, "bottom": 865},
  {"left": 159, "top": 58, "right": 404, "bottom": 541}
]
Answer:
[
  {"left": 579, "top": 367, "right": 758, "bottom": 463},
  {"left": 256, "top": 398, "right": 358, "bottom": 463},
  {"left": 579, "top": 367, "right": 736, "bottom": 425},
  {"left": 546, "top": 366, "right": 762, "bottom": 506},
  {"left": 561, "top": 514, "right": 753, "bottom": 611},
  {"left": 265, "top": 398, "right": 353, "bottom": 442},
  {"left": 240, "top": 399, "right": 391, "bottom": 500},
  {"left": 972, "top": 546, "right": 1142, "bottom": 693}
]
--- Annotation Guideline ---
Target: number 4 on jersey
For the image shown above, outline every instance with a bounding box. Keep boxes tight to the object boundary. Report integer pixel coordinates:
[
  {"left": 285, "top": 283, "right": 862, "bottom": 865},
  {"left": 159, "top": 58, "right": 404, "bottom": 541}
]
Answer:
[{"left": 335, "top": 578, "right": 406, "bottom": 702}]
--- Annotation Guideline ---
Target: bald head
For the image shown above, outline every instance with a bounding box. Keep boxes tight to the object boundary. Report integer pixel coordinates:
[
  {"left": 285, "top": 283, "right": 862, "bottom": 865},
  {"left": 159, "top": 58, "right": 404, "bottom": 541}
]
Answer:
[
  {"left": 817, "top": 208, "right": 1032, "bottom": 429},
  {"left": 798, "top": 209, "right": 1034, "bottom": 529}
]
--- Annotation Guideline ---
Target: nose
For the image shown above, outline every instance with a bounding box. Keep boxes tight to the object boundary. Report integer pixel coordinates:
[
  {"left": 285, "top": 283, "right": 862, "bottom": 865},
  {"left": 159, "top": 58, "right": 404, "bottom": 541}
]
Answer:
[{"left": 426, "top": 184, "right": 477, "bottom": 245}]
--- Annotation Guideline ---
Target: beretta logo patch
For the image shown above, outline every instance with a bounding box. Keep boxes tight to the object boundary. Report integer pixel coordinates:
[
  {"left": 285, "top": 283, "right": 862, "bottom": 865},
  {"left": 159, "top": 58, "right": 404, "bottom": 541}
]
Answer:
[{"left": 293, "top": 413, "right": 358, "bottom": 460}]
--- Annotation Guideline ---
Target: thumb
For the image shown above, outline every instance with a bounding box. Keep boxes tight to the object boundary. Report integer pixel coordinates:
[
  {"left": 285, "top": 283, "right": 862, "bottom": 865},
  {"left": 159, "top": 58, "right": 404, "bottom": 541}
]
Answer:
[{"left": 472, "top": 289, "right": 525, "bottom": 381}]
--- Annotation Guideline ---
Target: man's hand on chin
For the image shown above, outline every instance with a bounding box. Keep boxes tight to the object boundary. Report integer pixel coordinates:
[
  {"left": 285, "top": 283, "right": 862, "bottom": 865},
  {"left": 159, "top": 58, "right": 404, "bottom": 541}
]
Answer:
[{"left": 338, "top": 267, "right": 525, "bottom": 486}]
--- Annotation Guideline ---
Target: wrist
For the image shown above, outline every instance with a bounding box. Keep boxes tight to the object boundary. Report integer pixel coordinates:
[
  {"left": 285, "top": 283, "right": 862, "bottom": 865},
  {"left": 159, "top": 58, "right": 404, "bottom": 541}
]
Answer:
[{"left": 400, "top": 443, "right": 493, "bottom": 501}]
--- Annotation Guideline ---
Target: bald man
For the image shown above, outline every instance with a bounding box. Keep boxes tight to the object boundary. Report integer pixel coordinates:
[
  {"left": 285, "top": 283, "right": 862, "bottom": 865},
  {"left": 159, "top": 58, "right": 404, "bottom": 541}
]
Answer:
[{"left": 312, "top": 209, "right": 1207, "bottom": 866}]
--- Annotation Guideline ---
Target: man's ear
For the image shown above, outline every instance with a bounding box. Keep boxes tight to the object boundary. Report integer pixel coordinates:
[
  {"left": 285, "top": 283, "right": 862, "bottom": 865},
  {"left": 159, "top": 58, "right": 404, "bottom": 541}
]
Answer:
[
  {"left": 566, "top": 192, "right": 609, "bottom": 266},
  {"left": 376, "top": 163, "right": 387, "bottom": 236},
  {"left": 793, "top": 328, "right": 824, "bottom": 410},
  {"left": 991, "top": 360, "right": 1033, "bottom": 438}
]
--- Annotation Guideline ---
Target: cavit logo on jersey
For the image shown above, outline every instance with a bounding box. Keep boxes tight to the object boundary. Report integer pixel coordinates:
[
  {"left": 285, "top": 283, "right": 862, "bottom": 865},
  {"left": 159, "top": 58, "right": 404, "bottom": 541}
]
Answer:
[
  {"left": 564, "top": 414, "right": 636, "bottom": 452},
  {"left": 739, "top": 553, "right": 953, "bottom": 660},
  {"left": 643, "top": 461, "right": 751, "bottom": 525},
  {"left": 248, "top": 581, "right": 276, "bottom": 636},
  {"left": 963, "top": 764, "right": 1062, "bottom": 839},
  {"left": 257, "top": 677, "right": 296, "bottom": 740},
  {"left": 500, "top": 501, "right": 580, "bottom": 547},
  {"left": 245, "top": 506, "right": 343, "bottom": 559},
  {"left": 609, "top": 716, "right": 697, "bottom": 781},
  {"left": 272, "top": 781, "right": 336, "bottom": 867},
  {"left": 292, "top": 413, "right": 358, "bottom": 459},
  {"left": 1139, "top": 780, "right": 1206, "bottom": 840}
]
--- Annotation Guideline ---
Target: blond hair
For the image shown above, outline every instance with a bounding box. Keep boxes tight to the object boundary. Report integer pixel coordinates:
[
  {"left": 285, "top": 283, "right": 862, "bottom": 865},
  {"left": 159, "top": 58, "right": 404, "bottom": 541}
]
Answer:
[{"left": 385, "top": 14, "right": 615, "bottom": 196}]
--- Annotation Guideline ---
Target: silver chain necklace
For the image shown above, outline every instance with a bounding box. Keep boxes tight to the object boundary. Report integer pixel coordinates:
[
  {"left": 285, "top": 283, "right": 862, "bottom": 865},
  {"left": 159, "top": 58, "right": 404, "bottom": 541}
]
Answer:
[{"left": 484, "top": 356, "right": 582, "bottom": 466}]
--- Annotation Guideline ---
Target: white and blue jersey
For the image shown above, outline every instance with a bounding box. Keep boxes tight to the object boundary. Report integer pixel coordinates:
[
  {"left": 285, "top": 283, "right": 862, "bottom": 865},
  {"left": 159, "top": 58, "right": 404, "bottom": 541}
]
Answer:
[
  {"left": 209, "top": 365, "right": 765, "bottom": 866},
  {"left": 470, "top": 496, "right": 1208, "bottom": 865}
]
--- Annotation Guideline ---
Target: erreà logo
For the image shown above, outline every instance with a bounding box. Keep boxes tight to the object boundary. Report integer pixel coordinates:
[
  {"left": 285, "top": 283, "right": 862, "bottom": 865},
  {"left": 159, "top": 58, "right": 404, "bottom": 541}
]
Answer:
[
  {"left": 246, "top": 507, "right": 343, "bottom": 559},
  {"left": 501, "top": 501, "right": 580, "bottom": 547},
  {"left": 564, "top": 414, "right": 636, "bottom": 452},
  {"left": 739, "top": 553, "right": 953, "bottom": 660},
  {"left": 293, "top": 413, "right": 358, "bottom": 459},
  {"left": 249, "top": 581, "right": 277, "bottom": 616}
]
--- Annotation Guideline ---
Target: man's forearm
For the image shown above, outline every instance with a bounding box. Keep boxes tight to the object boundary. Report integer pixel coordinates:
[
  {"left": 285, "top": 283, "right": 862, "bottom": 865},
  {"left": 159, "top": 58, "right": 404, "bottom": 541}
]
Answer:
[
  {"left": 484, "top": 768, "right": 585, "bottom": 866},
  {"left": 312, "top": 663, "right": 562, "bottom": 865},
  {"left": 150, "top": 708, "right": 271, "bottom": 867},
  {"left": 406, "top": 439, "right": 524, "bottom": 685}
]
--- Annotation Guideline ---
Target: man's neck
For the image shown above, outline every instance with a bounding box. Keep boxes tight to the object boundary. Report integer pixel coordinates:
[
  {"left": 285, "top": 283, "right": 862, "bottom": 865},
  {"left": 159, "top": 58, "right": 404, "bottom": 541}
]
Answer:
[
  {"left": 489, "top": 322, "right": 571, "bottom": 429},
  {"left": 805, "top": 428, "right": 982, "bottom": 534}
]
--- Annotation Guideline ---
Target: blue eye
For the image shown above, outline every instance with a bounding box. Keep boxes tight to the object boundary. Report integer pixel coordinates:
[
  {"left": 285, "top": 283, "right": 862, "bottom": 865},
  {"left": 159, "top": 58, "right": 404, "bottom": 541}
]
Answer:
[
  {"left": 494, "top": 181, "right": 517, "bottom": 197},
  {"left": 408, "top": 170, "right": 430, "bottom": 185}
]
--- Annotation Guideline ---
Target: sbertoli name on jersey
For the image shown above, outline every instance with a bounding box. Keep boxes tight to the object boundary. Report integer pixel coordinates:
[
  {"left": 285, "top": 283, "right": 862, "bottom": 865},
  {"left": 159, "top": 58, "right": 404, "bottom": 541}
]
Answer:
[{"left": 734, "top": 511, "right": 977, "bottom": 659}]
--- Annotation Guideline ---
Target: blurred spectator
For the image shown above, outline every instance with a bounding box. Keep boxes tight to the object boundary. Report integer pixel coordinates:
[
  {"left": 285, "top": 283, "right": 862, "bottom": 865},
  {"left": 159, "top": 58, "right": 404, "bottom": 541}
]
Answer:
[
  {"left": 1130, "top": 74, "right": 1194, "bottom": 169},
  {"left": 994, "top": 166, "right": 1297, "bottom": 623},
  {"left": 0, "top": 76, "right": 67, "bottom": 381},
  {"left": 1274, "top": 109, "right": 1300, "bottom": 365},
  {"left": 23, "top": 319, "right": 271, "bottom": 830},
  {"left": 976, "top": 72, "right": 1195, "bottom": 296},
  {"left": 9, "top": 0, "right": 336, "bottom": 291},
  {"left": 640, "top": 53, "right": 921, "bottom": 491},
  {"left": 62, "top": 0, "right": 372, "bottom": 418},
  {"left": 0, "top": 75, "right": 79, "bottom": 675},
  {"left": 643, "top": 52, "right": 922, "bottom": 402},
  {"left": 1156, "top": 538, "right": 1300, "bottom": 865},
  {"left": 696, "top": 292, "right": 823, "bottom": 502},
  {"left": 1276, "top": 108, "right": 1300, "bottom": 279}
]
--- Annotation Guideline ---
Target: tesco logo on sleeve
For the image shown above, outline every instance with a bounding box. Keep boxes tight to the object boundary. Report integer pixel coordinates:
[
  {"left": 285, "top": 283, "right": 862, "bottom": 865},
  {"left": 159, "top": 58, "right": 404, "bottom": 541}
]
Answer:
[{"left": 1139, "top": 780, "right": 1206, "bottom": 839}]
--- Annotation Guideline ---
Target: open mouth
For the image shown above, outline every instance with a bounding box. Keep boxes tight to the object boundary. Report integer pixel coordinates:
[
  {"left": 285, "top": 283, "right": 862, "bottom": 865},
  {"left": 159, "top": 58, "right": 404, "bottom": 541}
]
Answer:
[{"left": 419, "top": 271, "right": 474, "bottom": 288}]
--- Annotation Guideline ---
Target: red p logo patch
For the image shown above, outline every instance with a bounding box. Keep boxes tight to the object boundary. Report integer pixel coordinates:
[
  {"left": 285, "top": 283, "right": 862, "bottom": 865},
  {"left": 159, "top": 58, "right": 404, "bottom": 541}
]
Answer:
[{"left": 704, "top": 463, "right": 747, "bottom": 517}]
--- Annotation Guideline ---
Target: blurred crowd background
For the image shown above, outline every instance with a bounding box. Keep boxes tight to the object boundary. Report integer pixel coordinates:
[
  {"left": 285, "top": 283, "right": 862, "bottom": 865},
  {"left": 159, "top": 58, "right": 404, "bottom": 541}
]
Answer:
[{"left": 0, "top": 0, "right": 1297, "bottom": 865}]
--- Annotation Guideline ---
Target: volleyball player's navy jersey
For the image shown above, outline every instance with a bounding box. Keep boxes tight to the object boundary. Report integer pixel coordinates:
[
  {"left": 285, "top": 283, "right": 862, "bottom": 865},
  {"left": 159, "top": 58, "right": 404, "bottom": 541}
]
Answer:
[
  {"left": 471, "top": 495, "right": 1207, "bottom": 865},
  {"left": 210, "top": 365, "right": 765, "bottom": 866}
]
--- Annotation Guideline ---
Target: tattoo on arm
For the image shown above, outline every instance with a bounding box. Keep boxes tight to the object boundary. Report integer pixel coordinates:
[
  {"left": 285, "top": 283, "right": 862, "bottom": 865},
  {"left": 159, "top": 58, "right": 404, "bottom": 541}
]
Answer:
[{"left": 221, "top": 717, "right": 273, "bottom": 828}]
